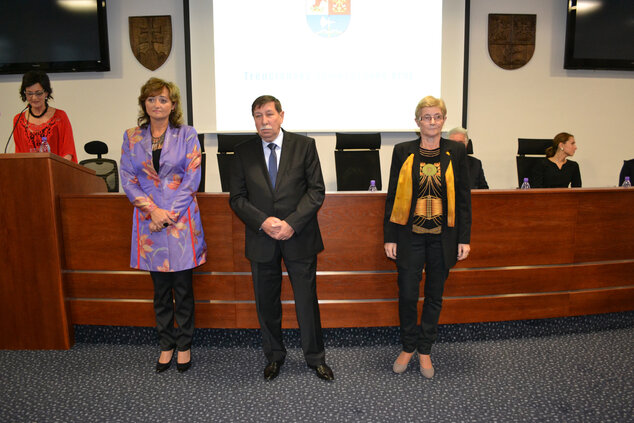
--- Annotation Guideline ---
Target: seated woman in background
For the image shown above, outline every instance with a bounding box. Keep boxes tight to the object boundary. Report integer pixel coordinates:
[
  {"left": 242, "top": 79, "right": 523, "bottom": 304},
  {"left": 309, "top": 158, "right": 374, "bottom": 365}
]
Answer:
[
  {"left": 531, "top": 132, "right": 581, "bottom": 188},
  {"left": 13, "top": 70, "right": 77, "bottom": 162}
]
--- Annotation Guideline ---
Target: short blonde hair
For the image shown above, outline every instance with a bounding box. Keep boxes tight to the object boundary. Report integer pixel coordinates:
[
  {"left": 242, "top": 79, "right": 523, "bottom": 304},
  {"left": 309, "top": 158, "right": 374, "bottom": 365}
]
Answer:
[{"left": 415, "top": 96, "right": 447, "bottom": 119}]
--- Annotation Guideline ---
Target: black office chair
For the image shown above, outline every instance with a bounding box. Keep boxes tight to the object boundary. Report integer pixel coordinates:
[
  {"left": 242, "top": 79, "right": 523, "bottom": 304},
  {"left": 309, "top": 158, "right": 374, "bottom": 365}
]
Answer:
[
  {"left": 334, "top": 133, "right": 382, "bottom": 191},
  {"left": 466, "top": 139, "right": 474, "bottom": 155},
  {"left": 516, "top": 138, "right": 552, "bottom": 188},
  {"left": 79, "top": 140, "right": 119, "bottom": 192},
  {"left": 216, "top": 133, "right": 256, "bottom": 192}
]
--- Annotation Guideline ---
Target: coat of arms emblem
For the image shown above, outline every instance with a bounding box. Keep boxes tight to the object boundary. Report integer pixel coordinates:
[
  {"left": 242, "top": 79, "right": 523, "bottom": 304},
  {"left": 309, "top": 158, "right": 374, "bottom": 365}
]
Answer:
[
  {"left": 129, "top": 16, "right": 172, "bottom": 71},
  {"left": 488, "top": 14, "right": 536, "bottom": 70},
  {"left": 306, "top": 0, "right": 351, "bottom": 38}
]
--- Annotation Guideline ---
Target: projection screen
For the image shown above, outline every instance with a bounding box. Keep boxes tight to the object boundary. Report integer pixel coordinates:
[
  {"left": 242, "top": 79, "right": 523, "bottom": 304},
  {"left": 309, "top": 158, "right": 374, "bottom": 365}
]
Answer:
[{"left": 189, "top": 0, "right": 466, "bottom": 133}]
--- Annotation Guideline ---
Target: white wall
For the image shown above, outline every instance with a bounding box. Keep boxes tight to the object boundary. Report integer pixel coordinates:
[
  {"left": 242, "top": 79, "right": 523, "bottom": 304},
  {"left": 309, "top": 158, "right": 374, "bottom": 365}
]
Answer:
[
  {"left": 1, "top": 0, "right": 633, "bottom": 192},
  {"left": 467, "top": 0, "right": 634, "bottom": 188}
]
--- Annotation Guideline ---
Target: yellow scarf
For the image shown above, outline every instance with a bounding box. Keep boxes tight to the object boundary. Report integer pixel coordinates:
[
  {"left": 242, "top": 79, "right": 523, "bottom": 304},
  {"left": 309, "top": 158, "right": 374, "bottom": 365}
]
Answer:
[
  {"left": 389, "top": 154, "right": 414, "bottom": 225},
  {"left": 389, "top": 151, "right": 456, "bottom": 227},
  {"left": 445, "top": 156, "right": 455, "bottom": 227}
]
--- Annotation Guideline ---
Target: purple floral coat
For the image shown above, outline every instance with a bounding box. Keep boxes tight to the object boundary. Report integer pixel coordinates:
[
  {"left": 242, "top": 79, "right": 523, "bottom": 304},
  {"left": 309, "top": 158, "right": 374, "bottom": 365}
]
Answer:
[{"left": 120, "top": 124, "right": 207, "bottom": 272}]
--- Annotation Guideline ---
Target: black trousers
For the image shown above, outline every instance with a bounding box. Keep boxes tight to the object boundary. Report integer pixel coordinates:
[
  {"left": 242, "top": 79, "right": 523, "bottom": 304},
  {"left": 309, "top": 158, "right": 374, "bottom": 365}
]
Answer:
[
  {"left": 397, "top": 233, "right": 449, "bottom": 355},
  {"left": 250, "top": 243, "right": 325, "bottom": 367},
  {"left": 150, "top": 269, "right": 194, "bottom": 351}
]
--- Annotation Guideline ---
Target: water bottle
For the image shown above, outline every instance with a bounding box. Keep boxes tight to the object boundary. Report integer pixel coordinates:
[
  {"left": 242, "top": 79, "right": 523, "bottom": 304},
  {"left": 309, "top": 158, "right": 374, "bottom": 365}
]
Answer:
[
  {"left": 520, "top": 177, "right": 530, "bottom": 189},
  {"left": 40, "top": 136, "right": 50, "bottom": 153},
  {"left": 368, "top": 180, "right": 378, "bottom": 192},
  {"left": 623, "top": 176, "right": 632, "bottom": 188}
]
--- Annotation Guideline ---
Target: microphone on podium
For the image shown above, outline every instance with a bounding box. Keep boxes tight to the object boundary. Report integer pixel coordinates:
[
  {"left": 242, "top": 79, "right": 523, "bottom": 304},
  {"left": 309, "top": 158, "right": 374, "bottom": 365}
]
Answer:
[{"left": 4, "top": 105, "right": 29, "bottom": 154}]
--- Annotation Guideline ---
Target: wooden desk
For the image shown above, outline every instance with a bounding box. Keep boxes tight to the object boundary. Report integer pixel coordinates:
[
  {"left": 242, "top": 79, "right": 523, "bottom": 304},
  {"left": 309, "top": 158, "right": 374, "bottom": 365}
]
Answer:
[{"left": 60, "top": 189, "right": 634, "bottom": 331}]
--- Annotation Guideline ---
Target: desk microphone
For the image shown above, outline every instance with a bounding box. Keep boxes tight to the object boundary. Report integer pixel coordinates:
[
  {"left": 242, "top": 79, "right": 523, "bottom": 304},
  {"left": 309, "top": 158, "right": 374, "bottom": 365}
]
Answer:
[{"left": 4, "top": 105, "right": 29, "bottom": 154}]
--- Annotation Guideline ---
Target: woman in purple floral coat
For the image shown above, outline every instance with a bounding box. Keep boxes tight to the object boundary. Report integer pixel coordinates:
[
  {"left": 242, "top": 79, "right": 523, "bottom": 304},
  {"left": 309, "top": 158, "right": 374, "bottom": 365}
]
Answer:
[{"left": 120, "top": 78, "right": 207, "bottom": 373}]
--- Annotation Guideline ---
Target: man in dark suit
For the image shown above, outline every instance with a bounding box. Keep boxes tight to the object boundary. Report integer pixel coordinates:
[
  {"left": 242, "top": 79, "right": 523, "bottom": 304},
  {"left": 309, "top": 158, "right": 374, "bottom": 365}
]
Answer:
[
  {"left": 229, "top": 95, "right": 333, "bottom": 381},
  {"left": 448, "top": 127, "right": 489, "bottom": 189}
]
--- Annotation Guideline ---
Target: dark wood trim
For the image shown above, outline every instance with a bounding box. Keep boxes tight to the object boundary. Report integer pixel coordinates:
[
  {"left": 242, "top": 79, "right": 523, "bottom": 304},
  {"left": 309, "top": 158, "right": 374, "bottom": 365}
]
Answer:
[{"left": 59, "top": 189, "right": 634, "bottom": 329}]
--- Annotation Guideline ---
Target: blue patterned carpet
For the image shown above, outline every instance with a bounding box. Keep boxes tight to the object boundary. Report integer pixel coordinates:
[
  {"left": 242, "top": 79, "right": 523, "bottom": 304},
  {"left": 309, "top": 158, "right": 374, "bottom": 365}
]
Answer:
[{"left": 1, "top": 312, "right": 633, "bottom": 422}]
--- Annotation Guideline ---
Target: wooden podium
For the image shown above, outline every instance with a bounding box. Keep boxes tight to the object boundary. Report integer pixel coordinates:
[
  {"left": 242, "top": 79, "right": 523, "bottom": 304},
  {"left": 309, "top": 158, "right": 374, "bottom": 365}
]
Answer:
[{"left": 0, "top": 154, "right": 107, "bottom": 349}]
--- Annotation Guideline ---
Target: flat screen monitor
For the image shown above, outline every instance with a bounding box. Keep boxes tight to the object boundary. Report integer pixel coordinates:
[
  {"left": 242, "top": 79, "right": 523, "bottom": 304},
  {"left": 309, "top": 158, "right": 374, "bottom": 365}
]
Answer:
[
  {"left": 0, "top": 0, "right": 110, "bottom": 74},
  {"left": 564, "top": 0, "right": 634, "bottom": 71}
]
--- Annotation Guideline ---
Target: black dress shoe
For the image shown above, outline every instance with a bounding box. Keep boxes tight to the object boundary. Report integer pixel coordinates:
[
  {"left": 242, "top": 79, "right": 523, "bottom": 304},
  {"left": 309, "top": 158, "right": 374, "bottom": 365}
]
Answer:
[
  {"left": 264, "top": 361, "right": 282, "bottom": 380},
  {"left": 176, "top": 349, "right": 192, "bottom": 373},
  {"left": 177, "top": 361, "right": 192, "bottom": 373},
  {"left": 309, "top": 363, "right": 334, "bottom": 381},
  {"left": 156, "top": 360, "right": 172, "bottom": 373},
  {"left": 156, "top": 350, "right": 174, "bottom": 373}
]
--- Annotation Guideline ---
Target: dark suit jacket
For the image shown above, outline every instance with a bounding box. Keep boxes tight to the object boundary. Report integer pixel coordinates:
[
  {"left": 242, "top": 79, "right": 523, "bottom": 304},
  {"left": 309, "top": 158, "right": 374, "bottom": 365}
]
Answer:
[
  {"left": 619, "top": 159, "right": 634, "bottom": 186},
  {"left": 384, "top": 138, "right": 471, "bottom": 269},
  {"left": 229, "top": 129, "right": 325, "bottom": 263},
  {"left": 467, "top": 155, "right": 489, "bottom": 189}
]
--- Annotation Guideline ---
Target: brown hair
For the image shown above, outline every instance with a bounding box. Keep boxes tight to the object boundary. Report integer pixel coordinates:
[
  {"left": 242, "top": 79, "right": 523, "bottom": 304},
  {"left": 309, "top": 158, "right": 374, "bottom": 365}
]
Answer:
[
  {"left": 545, "top": 132, "right": 573, "bottom": 158},
  {"left": 251, "top": 95, "right": 282, "bottom": 115},
  {"left": 20, "top": 70, "right": 53, "bottom": 102},
  {"left": 137, "top": 77, "right": 184, "bottom": 128}
]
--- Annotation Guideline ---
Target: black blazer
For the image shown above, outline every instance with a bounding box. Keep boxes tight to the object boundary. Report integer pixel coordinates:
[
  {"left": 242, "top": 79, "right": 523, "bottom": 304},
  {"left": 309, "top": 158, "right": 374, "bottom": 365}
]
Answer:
[
  {"left": 229, "top": 129, "right": 325, "bottom": 262},
  {"left": 384, "top": 138, "right": 471, "bottom": 269},
  {"left": 467, "top": 155, "right": 489, "bottom": 189},
  {"left": 619, "top": 159, "right": 634, "bottom": 186}
]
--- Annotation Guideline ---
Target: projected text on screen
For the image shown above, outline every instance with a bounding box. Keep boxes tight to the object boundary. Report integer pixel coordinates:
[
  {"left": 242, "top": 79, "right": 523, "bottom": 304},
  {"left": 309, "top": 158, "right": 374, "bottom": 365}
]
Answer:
[{"left": 212, "top": 0, "right": 443, "bottom": 132}]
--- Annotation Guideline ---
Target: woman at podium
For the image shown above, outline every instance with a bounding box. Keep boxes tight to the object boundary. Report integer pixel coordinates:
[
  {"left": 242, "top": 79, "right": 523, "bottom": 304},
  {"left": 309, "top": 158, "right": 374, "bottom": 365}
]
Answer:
[
  {"left": 531, "top": 132, "right": 582, "bottom": 188},
  {"left": 13, "top": 71, "right": 77, "bottom": 162},
  {"left": 120, "top": 78, "right": 207, "bottom": 373}
]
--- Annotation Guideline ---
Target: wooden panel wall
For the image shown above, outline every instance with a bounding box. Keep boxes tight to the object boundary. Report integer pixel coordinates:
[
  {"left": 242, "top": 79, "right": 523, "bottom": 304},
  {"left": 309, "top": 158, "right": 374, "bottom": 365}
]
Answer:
[{"left": 60, "top": 189, "right": 634, "bottom": 329}]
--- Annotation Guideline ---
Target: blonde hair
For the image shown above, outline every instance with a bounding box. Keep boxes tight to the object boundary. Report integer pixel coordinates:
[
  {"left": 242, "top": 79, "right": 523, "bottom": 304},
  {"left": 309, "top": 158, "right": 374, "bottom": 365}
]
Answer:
[{"left": 415, "top": 96, "right": 447, "bottom": 119}]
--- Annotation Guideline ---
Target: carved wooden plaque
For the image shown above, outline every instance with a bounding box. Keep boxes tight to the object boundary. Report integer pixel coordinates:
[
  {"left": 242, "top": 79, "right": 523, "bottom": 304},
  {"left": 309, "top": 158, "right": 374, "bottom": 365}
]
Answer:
[
  {"left": 488, "top": 14, "right": 536, "bottom": 70},
  {"left": 129, "top": 16, "right": 172, "bottom": 71}
]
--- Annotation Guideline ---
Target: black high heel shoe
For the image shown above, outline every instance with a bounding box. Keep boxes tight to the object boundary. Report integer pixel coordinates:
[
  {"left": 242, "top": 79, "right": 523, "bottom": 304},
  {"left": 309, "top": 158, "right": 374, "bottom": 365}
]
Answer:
[
  {"left": 176, "top": 350, "right": 192, "bottom": 373},
  {"left": 155, "top": 350, "right": 174, "bottom": 373}
]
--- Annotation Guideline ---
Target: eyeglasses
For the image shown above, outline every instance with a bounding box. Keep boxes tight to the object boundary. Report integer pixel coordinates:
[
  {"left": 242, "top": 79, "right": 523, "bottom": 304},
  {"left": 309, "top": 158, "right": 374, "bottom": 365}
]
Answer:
[
  {"left": 25, "top": 90, "right": 45, "bottom": 98},
  {"left": 418, "top": 114, "right": 445, "bottom": 123}
]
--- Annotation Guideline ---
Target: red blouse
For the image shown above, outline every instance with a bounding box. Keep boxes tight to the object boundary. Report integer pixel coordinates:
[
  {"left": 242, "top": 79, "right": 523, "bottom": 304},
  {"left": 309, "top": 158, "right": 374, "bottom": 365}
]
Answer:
[{"left": 12, "top": 109, "right": 78, "bottom": 163}]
